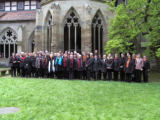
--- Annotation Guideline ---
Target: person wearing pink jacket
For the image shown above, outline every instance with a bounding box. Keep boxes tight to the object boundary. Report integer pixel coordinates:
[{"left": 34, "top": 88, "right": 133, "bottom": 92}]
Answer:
[{"left": 135, "top": 54, "right": 143, "bottom": 83}]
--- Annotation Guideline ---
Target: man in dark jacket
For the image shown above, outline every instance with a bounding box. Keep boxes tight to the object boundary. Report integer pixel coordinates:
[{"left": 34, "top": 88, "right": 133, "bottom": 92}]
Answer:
[
  {"left": 24, "top": 54, "right": 31, "bottom": 78},
  {"left": 142, "top": 55, "right": 150, "bottom": 82},
  {"left": 92, "top": 55, "right": 101, "bottom": 81},
  {"left": 9, "top": 53, "right": 17, "bottom": 77},
  {"left": 113, "top": 54, "right": 120, "bottom": 81},
  {"left": 119, "top": 53, "right": 126, "bottom": 81}
]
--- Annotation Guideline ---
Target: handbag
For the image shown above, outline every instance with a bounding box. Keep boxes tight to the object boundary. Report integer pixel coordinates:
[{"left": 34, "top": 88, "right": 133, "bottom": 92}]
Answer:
[
  {"left": 8, "top": 63, "right": 13, "bottom": 67},
  {"left": 24, "top": 65, "right": 29, "bottom": 69}
]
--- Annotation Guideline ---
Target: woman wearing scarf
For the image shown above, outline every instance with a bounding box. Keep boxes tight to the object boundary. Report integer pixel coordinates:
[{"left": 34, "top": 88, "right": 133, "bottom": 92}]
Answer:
[
  {"left": 124, "top": 54, "right": 134, "bottom": 83},
  {"left": 92, "top": 55, "right": 101, "bottom": 81},
  {"left": 9, "top": 53, "right": 17, "bottom": 77},
  {"left": 76, "top": 55, "right": 83, "bottom": 80},
  {"left": 67, "top": 55, "right": 75, "bottom": 80},
  {"left": 24, "top": 54, "right": 31, "bottom": 78},
  {"left": 48, "top": 54, "right": 55, "bottom": 79},
  {"left": 36, "top": 53, "right": 43, "bottom": 78},
  {"left": 55, "top": 53, "right": 63, "bottom": 79},
  {"left": 113, "top": 54, "right": 120, "bottom": 81},
  {"left": 135, "top": 54, "right": 143, "bottom": 83},
  {"left": 62, "top": 54, "right": 68, "bottom": 79},
  {"left": 119, "top": 53, "right": 126, "bottom": 81},
  {"left": 42, "top": 55, "right": 49, "bottom": 78},
  {"left": 101, "top": 55, "right": 107, "bottom": 81},
  {"left": 106, "top": 54, "right": 113, "bottom": 81},
  {"left": 85, "top": 54, "right": 92, "bottom": 80},
  {"left": 142, "top": 55, "right": 150, "bottom": 82}
]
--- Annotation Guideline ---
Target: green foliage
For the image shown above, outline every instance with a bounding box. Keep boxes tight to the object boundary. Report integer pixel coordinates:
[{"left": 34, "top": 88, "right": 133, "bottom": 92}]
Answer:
[
  {"left": 0, "top": 75, "right": 160, "bottom": 119},
  {"left": 156, "top": 48, "right": 160, "bottom": 57},
  {"left": 105, "top": 0, "right": 160, "bottom": 57}
]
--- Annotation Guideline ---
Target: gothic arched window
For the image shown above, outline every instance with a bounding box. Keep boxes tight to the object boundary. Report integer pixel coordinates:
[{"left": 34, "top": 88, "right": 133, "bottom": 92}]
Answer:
[{"left": 0, "top": 29, "right": 17, "bottom": 58}]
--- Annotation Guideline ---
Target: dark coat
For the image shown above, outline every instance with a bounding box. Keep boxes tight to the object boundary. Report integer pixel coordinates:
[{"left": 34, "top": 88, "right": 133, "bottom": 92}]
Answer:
[
  {"left": 16, "top": 56, "right": 21, "bottom": 67},
  {"left": 30, "top": 57, "right": 35, "bottom": 68},
  {"left": 143, "top": 60, "right": 150, "bottom": 70},
  {"left": 85, "top": 58, "right": 93, "bottom": 70},
  {"left": 101, "top": 59, "right": 107, "bottom": 73},
  {"left": 124, "top": 59, "right": 134, "bottom": 73},
  {"left": 113, "top": 58, "right": 120, "bottom": 71},
  {"left": 92, "top": 58, "right": 101, "bottom": 72},
  {"left": 9, "top": 56, "right": 17, "bottom": 67},
  {"left": 119, "top": 57, "right": 126, "bottom": 71},
  {"left": 106, "top": 57, "right": 113, "bottom": 69},
  {"left": 24, "top": 57, "right": 31, "bottom": 70},
  {"left": 76, "top": 59, "right": 83, "bottom": 71},
  {"left": 67, "top": 58, "right": 76, "bottom": 71},
  {"left": 131, "top": 58, "right": 136, "bottom": 70},
  {"left": 43, "top": 59, "right": 49, "bottom": 69}
]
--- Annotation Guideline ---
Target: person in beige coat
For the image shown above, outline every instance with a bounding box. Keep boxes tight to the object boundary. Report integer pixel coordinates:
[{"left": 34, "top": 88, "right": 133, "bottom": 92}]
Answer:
[{"left": 135, "top": 54, "right": 143, "bottom": 83}]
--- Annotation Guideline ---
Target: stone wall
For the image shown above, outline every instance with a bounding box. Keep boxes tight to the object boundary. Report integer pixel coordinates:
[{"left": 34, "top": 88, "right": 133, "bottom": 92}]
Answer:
[
  {"left": 35, "top": 0, "right": 115, "bottom": 53},
  {"left": 0, "top": 20, "right": 36, "bottom": 53}
]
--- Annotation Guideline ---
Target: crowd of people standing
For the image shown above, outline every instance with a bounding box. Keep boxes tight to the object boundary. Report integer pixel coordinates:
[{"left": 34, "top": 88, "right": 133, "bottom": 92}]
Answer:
[{"left": 9, "top": 50, "right": 150, "bottom": 83}]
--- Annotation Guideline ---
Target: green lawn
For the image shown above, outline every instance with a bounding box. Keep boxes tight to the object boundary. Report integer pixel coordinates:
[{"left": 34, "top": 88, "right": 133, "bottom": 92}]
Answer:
[{"left": 0, "top": 75, "right": 160, "bottom": 120}]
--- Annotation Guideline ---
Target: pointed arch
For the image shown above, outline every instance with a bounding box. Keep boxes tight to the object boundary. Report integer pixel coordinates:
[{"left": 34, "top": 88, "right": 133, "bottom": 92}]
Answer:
[
  {"left": 92, "top": 9, "right": 106, "bottom": 55},
  {"left": 28, "top": 30, "right": 35, "bottom": 52},
  {"left": 62, "top": 6, "right": 82, "bottom": 52},
  {"left": 92, "top": 9, "right": 107, "bottom": 30},
  {"left": 44, "top": 10, "right": 52, "bottom": 27},
  {"left": 43, "top": 10, "right": 52, "bottom": 52},
  {"left": 0, "top": 27, "right": 18, "bottom": 58},
  {"left": 62, "top": 6, "right": 82, "bottom": 26}
]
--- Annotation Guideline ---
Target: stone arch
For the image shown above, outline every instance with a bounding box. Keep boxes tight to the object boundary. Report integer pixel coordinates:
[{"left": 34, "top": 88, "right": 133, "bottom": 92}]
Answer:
[
  {"left": 92, "top": 9, "right": 107, "bottom": 55},
  {"left": 62, "top": 6, "right": 82, "bottom": 26},
  {"left": 92, "top": 9, "right": 107, "bottom": 31},
  {"left": 62, "top": 6, "right": 82, "bottom": 52},
  {"left": 28, "top": 30, "right": 35, "bottom": 53},
  {"left": 43, "top": 10, "right": 53, "bottom": 52},
  {"left": 0, "top": 27, "right": 18, "bottom": 58}
]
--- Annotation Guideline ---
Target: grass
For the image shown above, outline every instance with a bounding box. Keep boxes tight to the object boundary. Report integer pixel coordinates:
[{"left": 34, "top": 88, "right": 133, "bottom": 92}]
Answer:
[{"left": 0, "top": 74, "right": 160, "bottom": 120}]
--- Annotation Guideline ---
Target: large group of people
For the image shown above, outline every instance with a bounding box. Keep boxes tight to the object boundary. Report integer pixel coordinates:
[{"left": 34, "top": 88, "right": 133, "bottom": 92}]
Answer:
[{"left": 9, "top": 50, "right": 150, "bottom": 83}]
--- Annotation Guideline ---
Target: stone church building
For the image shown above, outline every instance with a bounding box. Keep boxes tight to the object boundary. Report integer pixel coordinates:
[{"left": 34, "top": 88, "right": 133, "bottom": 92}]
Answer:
[{"left": 0, "top": 0, "right": 145, "bottom": 58}]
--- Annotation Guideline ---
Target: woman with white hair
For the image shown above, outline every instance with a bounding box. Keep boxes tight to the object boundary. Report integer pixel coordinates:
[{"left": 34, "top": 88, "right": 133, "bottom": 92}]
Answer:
[
  {"left": 106, "top": 54, "right": 113, "bottom": 81},
  {"left": 76, "top": 55, "right": 83, "bottom": 80}
]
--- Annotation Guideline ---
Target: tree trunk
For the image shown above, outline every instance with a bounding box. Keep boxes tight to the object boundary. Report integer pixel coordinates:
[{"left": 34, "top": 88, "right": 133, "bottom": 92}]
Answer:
[{"left": 155, "top": 56, "right": 160, "bottom": 70}]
